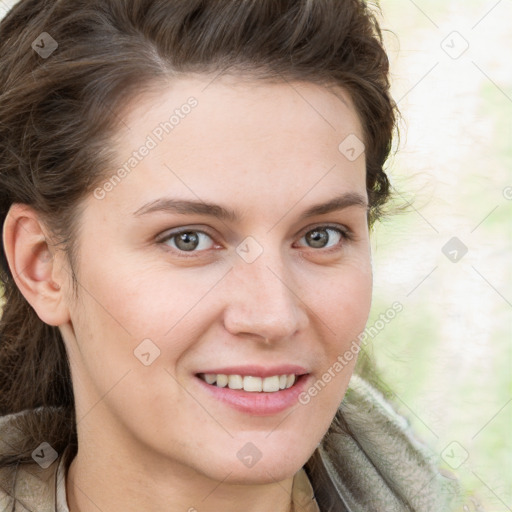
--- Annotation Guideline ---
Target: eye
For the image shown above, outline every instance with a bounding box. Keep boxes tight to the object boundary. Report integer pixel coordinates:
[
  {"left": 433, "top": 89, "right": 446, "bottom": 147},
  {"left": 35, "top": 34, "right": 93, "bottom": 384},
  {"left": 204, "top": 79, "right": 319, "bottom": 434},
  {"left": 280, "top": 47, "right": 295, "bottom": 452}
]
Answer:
[
  {"left": 296, "top": 226, "right": 348, "bottom": 250},
  {"left": 160, "top": 230, "right": 215, "bottom": 252},
  {"left": 157, "top": 224, "right": 351, "bottom": 256}
]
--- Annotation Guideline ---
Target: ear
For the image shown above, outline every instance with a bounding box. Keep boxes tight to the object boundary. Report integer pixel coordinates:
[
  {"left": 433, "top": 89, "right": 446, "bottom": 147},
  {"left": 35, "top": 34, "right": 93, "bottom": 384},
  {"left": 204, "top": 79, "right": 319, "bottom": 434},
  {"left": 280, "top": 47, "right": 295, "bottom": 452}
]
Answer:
[{"left": 2, "top": 203, "right": 71, "bottom": 326}]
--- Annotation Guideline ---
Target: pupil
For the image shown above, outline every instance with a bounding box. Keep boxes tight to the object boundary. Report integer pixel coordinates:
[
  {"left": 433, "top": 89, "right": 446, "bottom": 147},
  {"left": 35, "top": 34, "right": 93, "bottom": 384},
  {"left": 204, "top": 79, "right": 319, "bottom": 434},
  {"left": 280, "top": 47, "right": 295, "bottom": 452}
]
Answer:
[
  {"left": 176, "top": 232, "right": 199, "bottom": 251},
  {"left": 307, "top": 229, "right": 328, "bottom": 248}
]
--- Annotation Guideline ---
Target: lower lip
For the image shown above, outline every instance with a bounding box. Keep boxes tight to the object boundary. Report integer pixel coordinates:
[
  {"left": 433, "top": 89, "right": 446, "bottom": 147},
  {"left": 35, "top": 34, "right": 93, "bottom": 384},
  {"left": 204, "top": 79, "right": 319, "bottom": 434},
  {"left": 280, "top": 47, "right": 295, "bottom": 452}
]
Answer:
[{"left": 194, "top": 374, "right": 311, "bottom": 416}]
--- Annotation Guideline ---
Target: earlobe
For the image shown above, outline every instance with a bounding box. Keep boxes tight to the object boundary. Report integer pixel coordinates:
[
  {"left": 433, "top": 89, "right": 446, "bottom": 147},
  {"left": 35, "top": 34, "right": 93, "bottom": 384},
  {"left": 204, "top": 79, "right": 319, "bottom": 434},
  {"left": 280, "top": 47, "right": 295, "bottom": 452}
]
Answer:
[{"left": 2, "top": 203, "right": 70, "bottom": 326}]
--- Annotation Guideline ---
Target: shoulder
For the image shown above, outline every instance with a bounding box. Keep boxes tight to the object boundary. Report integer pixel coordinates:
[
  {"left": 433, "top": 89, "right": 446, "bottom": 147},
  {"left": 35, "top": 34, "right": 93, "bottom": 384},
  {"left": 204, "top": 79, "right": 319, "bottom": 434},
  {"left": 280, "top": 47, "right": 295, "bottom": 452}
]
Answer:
[
  {"left": 0, "top": 409, "right": 63, "bottom": 512},
  {"left": 311, "top": 375, "right": 464, "bottom": 511}
]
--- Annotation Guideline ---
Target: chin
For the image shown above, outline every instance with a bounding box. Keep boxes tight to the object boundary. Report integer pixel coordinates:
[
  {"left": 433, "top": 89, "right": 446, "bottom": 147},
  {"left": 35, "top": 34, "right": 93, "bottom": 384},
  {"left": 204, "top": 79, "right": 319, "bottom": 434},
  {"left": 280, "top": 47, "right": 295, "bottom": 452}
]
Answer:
[
  {"left": 217, "top": 461, "right": 304, "bottom": 486},
  {"left": 181, "top": 441, "right": 308, "bottom": 485}
]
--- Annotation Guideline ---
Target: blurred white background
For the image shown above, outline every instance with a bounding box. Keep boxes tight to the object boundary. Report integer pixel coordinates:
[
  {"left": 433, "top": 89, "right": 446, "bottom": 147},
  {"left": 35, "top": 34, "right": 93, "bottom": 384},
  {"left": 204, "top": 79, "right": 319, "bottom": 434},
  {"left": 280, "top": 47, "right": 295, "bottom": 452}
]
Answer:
[{"left": 369, "top": 1, "right": 511, "bottom": 510}]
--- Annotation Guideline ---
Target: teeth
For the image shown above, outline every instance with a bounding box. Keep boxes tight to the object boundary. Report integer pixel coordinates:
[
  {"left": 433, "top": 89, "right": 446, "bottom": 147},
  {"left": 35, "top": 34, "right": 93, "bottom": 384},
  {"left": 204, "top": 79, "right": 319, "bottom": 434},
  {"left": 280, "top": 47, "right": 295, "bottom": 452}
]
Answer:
[
  {"left": 216, "top": 374, "right": 228, "bottom": 387},
  {"left": 228, "top": 375, "right": 243, "bottom": 390},
  {"left": 243, "top": 376, "right": 262, "bottom": 392},
  {"left": 201, "top": 373, "right": 297, "bottom": 392},
  {"left": 204, "top": 374, "right": 217, "bottom": 385},
  {"left": 262, "top": 375, "right": 280, "bottom": 392}
]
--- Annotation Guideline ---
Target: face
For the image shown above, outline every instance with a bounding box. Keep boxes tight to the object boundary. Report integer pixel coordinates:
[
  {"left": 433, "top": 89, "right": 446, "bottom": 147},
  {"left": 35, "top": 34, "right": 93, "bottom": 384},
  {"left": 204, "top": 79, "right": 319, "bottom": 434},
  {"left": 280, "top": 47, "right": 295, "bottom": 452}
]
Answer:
[{"left": 60, "top": 75, "right": 372, "bottom": 485}]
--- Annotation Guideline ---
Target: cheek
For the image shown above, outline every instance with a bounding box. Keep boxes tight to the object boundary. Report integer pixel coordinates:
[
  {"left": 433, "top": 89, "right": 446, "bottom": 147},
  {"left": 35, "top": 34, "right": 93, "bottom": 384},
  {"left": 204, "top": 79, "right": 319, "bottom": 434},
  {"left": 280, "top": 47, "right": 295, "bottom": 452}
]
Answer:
[
  {"left": 78, "top": 254, "right": 199, "bottom": 328},
  {"left": 333, "top": 268, "right": 373, "bottom": 332},
  {"left": 306, "top": 261, "right": 372, "bottom": 390},
  {"left": 306, "top": 258, "right": 373, "bottom": 339},
  {"left": 69, "top": 259, "right": 228, "bottom": 375},
  {"left": 295, "top": 266, "right": 372, "bottom": 420}
]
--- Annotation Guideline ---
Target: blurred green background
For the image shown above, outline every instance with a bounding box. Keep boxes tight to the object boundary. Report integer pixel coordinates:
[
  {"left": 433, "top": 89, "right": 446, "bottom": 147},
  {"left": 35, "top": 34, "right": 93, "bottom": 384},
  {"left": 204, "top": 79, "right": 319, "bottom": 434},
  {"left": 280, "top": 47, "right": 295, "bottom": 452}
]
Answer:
[
  {"left": 0, "top": 0, "right": 510, "bottom": 510},
  {"left": 364, "top": 1, "right": 511, "bottom": 510}
]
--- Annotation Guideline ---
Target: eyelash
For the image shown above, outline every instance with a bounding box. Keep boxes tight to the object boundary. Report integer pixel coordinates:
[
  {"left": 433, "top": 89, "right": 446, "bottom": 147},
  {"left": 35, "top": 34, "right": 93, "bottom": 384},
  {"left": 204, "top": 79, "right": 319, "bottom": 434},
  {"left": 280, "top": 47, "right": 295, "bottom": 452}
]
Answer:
[{"left": 156, "top": 224, "right": 353, "bottom": 258}]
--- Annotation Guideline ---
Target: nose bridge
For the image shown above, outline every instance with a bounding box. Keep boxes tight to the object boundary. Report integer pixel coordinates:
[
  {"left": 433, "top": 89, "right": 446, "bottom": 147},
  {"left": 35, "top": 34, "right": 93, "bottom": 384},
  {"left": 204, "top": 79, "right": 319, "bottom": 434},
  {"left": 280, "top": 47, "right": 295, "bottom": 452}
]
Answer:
[{"left": 224, "top": 244, "right": 307, "bottom": 340}]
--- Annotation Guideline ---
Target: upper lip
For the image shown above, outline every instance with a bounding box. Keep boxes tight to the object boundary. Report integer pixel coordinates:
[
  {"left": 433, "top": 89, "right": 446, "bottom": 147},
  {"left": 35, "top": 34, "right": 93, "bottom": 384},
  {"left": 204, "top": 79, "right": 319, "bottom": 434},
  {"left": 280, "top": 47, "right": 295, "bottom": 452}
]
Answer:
[{"left": 196, "top": 365, "right": 308, "bottom": 378}]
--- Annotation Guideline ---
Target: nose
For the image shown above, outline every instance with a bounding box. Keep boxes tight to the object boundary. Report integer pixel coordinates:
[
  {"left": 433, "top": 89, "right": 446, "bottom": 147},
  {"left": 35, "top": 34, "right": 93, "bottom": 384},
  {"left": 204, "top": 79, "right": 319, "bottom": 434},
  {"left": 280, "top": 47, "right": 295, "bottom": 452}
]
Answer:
[{"left": 222, "top": 250, "right": 309, "bottom": 343}]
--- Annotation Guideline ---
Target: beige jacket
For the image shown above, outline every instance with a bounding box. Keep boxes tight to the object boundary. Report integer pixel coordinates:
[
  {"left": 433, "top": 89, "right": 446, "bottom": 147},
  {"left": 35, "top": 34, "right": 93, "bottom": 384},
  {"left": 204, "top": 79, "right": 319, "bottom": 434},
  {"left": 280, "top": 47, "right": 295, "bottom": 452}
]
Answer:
[{"left": 0, "top": 375, "right": 465, "bottom": 511}]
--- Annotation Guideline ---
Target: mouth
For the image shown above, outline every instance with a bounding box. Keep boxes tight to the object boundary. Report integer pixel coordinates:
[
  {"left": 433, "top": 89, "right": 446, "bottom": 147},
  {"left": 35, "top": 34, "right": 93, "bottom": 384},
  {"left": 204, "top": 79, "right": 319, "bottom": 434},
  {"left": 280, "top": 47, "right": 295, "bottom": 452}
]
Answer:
[
  {"left": 197, "top": 372, "right": 301, "bottom": 393},
  {"left": 193, "top": 365, "right": 311, "bottom": 415}
]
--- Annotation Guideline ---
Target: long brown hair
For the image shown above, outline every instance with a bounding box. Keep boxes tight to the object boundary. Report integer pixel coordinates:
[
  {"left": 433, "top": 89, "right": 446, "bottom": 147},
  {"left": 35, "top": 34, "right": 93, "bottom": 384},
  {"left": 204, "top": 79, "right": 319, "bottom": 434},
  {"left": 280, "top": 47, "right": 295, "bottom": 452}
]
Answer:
[{"left": 0, "top": 0, "right": 396, "bottom": 494}]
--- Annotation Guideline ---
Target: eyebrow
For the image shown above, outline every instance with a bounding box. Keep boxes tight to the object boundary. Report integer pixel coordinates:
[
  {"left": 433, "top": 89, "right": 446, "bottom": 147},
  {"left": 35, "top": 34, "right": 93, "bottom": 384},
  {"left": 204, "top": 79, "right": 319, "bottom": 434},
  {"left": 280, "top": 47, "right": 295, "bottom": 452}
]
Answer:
[{"left": 132, "top": 192, "right": 368, "bottom": 222}]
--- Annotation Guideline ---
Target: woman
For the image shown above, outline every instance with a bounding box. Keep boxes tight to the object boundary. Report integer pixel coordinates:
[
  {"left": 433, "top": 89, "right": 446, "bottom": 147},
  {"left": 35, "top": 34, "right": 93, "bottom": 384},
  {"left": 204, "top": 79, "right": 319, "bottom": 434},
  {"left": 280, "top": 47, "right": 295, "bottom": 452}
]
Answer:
[{"left": 0, "top": 0, "right": 462, "bottom": 510}]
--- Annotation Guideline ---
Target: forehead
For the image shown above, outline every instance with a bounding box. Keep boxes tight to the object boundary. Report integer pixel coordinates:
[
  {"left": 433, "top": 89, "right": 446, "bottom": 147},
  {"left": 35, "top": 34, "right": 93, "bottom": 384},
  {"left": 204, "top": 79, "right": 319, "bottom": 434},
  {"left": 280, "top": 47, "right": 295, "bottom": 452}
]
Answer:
[{"left": 99, "top": 75, "right": 366, "bottom": 218}]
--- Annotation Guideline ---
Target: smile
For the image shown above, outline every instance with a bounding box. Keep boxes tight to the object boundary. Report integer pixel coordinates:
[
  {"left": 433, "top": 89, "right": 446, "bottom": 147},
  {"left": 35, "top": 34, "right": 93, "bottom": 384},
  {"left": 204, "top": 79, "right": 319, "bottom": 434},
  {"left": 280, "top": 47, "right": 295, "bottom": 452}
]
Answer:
[{"left": 198, "top": 373, "right": 296, "bottom": 392}]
